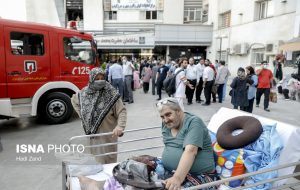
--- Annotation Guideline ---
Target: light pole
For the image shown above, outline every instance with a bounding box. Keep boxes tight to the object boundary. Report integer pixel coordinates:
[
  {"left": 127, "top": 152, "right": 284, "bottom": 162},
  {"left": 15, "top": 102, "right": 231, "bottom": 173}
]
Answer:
[{"left": 219, "top": 37, "right": 222, "bottom": 61}]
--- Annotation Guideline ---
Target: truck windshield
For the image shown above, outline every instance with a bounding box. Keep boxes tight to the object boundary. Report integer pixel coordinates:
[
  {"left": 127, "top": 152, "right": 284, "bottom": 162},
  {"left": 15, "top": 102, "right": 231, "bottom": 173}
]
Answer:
[{"left": 63, "top": 37, "right": 95, "bottom": 65}]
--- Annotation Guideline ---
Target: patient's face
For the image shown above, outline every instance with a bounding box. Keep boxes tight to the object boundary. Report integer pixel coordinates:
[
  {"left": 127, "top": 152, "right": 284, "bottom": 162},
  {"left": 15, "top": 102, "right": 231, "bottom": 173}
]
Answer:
[{"left": 159, "top": 107, "right": 181, "bottom": 129}]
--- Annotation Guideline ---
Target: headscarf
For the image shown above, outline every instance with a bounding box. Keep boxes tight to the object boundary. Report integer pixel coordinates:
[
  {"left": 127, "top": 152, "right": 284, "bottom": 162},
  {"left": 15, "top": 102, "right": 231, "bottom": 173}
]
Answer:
[
  {"left": 237, "top": 67, "right": 246, "bottom": 79},
  {"left": 78, "top": 68, "right": 120, "bottom": 135}
]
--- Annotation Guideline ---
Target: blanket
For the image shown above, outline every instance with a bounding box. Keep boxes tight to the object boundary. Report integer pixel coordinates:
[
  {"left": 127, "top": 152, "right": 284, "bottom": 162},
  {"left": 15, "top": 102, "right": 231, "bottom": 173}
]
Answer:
[{"left": 243, "top": 124, "right": 283, "bottom": 189}]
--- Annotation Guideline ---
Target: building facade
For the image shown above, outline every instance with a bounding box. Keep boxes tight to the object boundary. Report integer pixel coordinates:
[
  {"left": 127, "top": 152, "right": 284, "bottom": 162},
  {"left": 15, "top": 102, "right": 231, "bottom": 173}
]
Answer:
[
  {"left": 3, "top": 0, "right": 299, "bottom": 72},
  {"left": 81, "top": 0, "right": 212, "bottom": 62},
  {"left": 0, "top": 0, "right": 212, "bottom": 63},
  {"left": 205, "top": 0, "right": 299, "bottom": 74}
]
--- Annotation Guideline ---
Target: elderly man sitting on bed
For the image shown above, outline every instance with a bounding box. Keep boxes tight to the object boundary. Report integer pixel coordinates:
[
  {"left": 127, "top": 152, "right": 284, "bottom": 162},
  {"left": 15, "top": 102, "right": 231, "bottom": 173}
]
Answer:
[{"left": 156, "top": 97, "right": 218, "bottom": 190}]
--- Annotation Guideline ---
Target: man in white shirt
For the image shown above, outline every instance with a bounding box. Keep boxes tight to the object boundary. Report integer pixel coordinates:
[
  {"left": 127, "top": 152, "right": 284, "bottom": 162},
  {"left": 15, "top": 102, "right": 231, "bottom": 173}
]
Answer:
[
  {"left": 195, "top": 58, "right": 205, "bottom": 103},
  {"left": 202, "top": 61, "right": 215, "bottom": 106},
  {"left": 185, "top": 57, "right": 199, "bottom": 105},
  {"left": 174, "top": 58, "right": 193, "bottom": 110},
  {"left": 108, "top": 56, "right": 124, "bottom": 99},
  {"left": 122, "top": 56, "right": 134, "bottom": 104}
]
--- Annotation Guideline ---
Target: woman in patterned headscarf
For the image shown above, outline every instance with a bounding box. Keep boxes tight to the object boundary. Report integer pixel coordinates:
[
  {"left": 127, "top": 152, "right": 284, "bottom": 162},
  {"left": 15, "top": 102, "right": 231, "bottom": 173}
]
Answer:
[
  {"left": 230, "top": 67, "right": 254, "bottom": 111},
  {"left": 71, "top": 67, "right": 127, "bottom": 164}
]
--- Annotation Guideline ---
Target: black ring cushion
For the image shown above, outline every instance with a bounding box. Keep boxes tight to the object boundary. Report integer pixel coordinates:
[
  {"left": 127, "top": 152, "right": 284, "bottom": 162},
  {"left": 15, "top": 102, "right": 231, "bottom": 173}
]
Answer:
[{"left": 216, "top": 116, "right": 263, "bottom": 150}]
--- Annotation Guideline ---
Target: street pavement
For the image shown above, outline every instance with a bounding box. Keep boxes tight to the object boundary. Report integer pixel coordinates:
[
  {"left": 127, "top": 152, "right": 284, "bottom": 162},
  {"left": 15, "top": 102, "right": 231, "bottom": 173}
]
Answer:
[{"left": 0, "top": 68, "right": 299, "bottom": 190}]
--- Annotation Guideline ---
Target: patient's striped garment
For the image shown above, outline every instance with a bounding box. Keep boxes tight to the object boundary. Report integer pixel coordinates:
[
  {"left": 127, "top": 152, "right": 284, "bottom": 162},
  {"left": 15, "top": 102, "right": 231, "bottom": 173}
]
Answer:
[{"left": 164, "top": 169, "right": 220, "bottom": 190}]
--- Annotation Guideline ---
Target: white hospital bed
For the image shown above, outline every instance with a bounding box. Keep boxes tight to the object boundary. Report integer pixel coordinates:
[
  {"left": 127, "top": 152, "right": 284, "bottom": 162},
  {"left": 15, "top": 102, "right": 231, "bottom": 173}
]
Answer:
[{"left": 62, "top": 107, "right": 300, "bottom": 190}]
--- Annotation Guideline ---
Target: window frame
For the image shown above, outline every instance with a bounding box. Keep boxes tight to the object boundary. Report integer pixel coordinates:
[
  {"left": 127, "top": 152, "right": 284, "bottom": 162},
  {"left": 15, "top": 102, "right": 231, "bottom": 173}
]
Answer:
[
  {"left": 104, "top": 11, "right": 117, "bottom": 20},
  {"left": 219, "top": 11, "right": 231, "bottom": 29},
  {"left": 63, "top": 37, "right": 95, "bottom": 65},
  {"left": 184, "top": 8, "right": 202, "bottom": 22},
  {"left": 145, "top": 10, "right": 158, "bottom": 20},
  {"left": 103, "top": 0, "right": 111, "bottom": 11},
  {"left": 10, "top": 31, "right": 45, "bottom": 56},
  {"left": 257, "top": 0, "right": 274, "bottom": 20},
  {"left": 251, "top": 48, "right": 265, "bottom": 65},
  {"left": 216, "top": 51, "right": 228, "bottom": 62}
]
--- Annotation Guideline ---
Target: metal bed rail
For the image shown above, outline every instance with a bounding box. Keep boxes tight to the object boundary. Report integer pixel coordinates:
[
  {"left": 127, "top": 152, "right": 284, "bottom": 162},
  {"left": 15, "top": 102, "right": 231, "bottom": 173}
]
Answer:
[
  {"left": 184, "top": 161, "right": 300, "bottom": 190},
  {"left": 68, "top": 126, "right": 164, "bottom": 157},
  {"left": 66, "top": 126, "right": 300, "bottom": 190}
]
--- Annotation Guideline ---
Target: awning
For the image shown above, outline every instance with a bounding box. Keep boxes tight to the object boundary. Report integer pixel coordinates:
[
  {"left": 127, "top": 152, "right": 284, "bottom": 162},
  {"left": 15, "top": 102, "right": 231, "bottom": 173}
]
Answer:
[{"left": 279, "top": 38, "right": 300, "bottom": 51}]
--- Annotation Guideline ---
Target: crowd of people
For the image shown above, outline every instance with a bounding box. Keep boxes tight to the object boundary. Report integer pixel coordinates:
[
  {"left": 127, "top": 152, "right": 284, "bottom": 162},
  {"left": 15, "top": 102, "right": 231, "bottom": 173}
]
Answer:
[
  {"left": 230, "top": 56, "right": 300, "bottom": 113},
  {"left": 104, "top": 55, "right": 232, "bottom": 111},
  {"left": 103, "top": 54, "right": 300, "bottom": 113}
]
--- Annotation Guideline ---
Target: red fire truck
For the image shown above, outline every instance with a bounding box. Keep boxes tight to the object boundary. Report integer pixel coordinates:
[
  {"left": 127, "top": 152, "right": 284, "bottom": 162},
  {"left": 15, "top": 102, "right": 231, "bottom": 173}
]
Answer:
[{"left": 0, "top": 19, "right": 99, "bottom": 124}]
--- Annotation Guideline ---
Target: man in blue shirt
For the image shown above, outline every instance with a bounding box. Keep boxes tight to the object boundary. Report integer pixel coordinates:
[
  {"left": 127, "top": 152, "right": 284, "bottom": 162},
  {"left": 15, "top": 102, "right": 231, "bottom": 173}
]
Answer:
[{"left": 108, "top": 56, "right": 124, "bottom": 99}]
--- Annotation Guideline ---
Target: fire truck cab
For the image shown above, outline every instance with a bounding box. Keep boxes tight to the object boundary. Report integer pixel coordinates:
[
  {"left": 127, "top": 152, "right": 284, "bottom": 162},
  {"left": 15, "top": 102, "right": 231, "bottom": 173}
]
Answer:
[{"left": 0, "top": 19, "right": 98, "bottom": 124}]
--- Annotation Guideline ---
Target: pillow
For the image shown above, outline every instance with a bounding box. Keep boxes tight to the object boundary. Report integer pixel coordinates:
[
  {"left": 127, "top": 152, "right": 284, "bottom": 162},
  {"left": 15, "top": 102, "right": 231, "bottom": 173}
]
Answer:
[{"left": 216, "top": 116, "right": 263, "bottom": 150}]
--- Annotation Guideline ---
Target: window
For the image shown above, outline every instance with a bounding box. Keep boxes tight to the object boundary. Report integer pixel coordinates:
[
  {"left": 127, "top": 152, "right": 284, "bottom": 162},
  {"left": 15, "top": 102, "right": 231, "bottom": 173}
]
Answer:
[
  {"left": 10, "top": 32, "right": 44, "bottom": 56},
  {"left": 145, "top": 11, "right": 157, "bottom": 20},
  {"left": 219, "top": 11, "right": 231, "bottom": 29},
  {"left": 104, "top": 11, "right": 117, "bottom": 20},
  {"left": 184, "top": 8, "right": 201, "bottom": 22},
  {"left": 216, "top": 51, "right": 228, "bottom": 62},
  {"left": 141, "top": 11, "right": 162, "bottom": 20},
  {"left": 63, "top": 37, "right": 95, "bottom": 64},
  {"left": 103, "top": 0, "right": 117, "bottom": 20},
  {"left": 103, "top": 0, "right": 111, "bottom": 11},
  {"left": 251, "top": 48, "right": 265, "bottom": 65},
  {"left": 257, "top": 0, "right": 274, "bottom": 20}
]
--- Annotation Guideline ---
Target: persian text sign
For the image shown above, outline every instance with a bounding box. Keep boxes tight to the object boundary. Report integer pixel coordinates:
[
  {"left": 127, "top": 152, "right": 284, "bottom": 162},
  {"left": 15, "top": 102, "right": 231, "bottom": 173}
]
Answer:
[
  {"left": 95, "top": 33, "right": 155, "bottom": 48},
  {"left": 111, "top": 0, "right": 156, "bottom": 10}
]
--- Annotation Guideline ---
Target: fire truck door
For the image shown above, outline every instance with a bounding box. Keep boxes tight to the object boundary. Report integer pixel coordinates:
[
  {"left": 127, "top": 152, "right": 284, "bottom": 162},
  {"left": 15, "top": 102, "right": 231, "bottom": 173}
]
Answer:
[
  {"left": 58, "top": 34, "right": 95, "bottom": 89},
  {"left": 4, "top": 27, "right": 50, "bottom": 99}
]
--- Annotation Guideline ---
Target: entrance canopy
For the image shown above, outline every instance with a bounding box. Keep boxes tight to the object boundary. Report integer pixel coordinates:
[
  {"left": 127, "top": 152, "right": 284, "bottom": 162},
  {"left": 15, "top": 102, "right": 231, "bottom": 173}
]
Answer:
[{"left": 279, "top": 37, "right": 300, "bottom": 51}]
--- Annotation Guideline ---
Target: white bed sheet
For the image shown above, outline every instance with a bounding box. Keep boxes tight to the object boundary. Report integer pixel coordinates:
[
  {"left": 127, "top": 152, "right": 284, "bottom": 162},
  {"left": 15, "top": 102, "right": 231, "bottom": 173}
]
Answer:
[{"left": 207, "top": 107, "right": 300, "bottom": 187}]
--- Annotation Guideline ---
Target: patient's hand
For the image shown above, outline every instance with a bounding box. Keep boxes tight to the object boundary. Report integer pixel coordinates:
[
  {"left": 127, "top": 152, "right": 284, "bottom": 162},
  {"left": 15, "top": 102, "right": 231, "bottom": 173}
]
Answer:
[{"left": 164, "top": 175, "right": 182, "bottom": 190}]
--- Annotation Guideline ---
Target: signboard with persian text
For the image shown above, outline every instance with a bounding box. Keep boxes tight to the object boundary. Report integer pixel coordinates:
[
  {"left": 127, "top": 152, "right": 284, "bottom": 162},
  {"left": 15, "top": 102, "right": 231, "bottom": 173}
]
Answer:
[
  {"left": 111, "top": 0, "right": 163, "bottom": 11},
  {"left": 94, "top": 33, "right": 155, "bottom": 49}
]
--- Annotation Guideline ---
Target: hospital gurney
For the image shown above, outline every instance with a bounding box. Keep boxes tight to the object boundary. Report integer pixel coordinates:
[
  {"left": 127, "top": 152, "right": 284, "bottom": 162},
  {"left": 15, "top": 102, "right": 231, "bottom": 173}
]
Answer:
[{"left": 62, "top": 107, "right": 300, "bottom": 190}]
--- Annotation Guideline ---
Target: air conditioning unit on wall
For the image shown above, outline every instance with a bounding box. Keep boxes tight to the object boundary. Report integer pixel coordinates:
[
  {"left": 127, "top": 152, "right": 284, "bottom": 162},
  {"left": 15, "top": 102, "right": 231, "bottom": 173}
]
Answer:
[
  {"left": 233, "top": 43, "right": 249, "bottom": 55},
  {"left": 227, "top": 48, "right": 235, "bottom": 55},
  {"left": 184, "top": 16, "right": 190, "bottom": 22},
  {"left": 265, "top": 40, "right": 284, "bottom": 55}
]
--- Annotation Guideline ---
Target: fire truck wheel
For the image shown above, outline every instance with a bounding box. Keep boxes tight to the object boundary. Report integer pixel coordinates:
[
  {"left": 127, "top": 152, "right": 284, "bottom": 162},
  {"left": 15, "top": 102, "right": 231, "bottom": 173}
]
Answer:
[{"left": 39, "top": 92, "right": 73, "bottom": 124}]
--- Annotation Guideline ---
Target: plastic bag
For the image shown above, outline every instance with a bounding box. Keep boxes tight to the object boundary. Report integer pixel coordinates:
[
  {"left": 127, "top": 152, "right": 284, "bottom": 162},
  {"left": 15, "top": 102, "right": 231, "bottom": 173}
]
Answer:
[
  {"left": 56, "top": 152, "right": 103, "bottom": 176},
  {"left": 113, "top": 159, "right": 164, "bottom": 189}
]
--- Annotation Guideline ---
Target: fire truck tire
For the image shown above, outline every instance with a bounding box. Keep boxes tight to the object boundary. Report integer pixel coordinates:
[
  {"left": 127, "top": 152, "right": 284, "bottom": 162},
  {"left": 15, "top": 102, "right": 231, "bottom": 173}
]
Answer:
[{"left": 39, "top": 92, "right": 73, "bottom": 124}]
